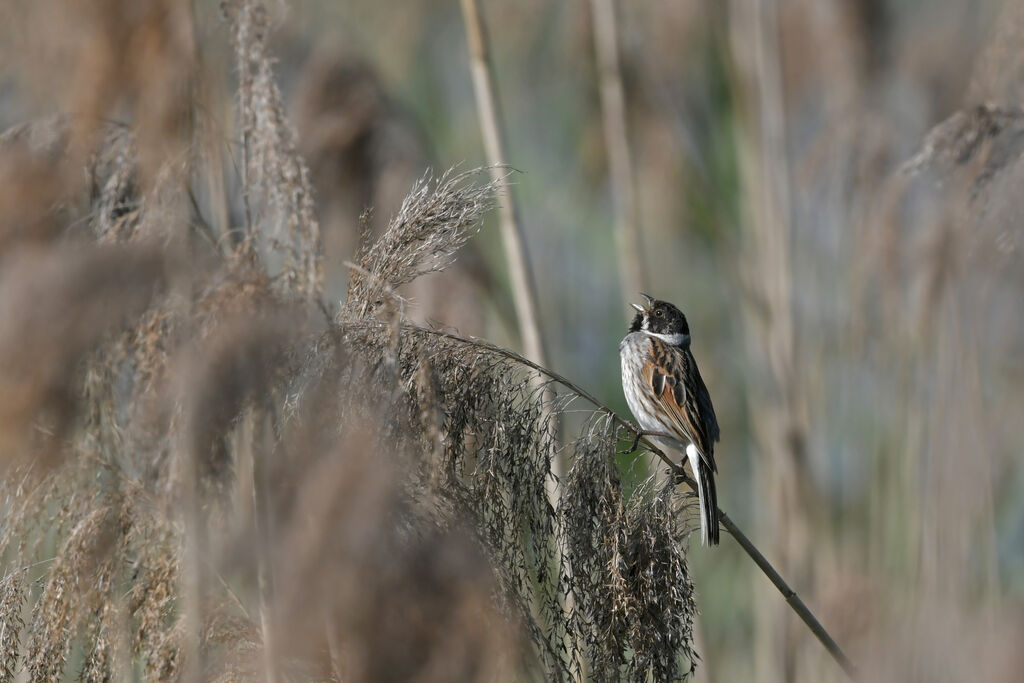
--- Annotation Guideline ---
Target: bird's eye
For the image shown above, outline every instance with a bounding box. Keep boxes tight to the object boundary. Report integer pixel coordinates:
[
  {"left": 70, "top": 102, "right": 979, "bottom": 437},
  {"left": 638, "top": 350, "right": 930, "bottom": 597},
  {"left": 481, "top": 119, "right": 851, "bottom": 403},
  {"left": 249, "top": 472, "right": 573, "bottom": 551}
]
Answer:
[{"left": 655, "top": 310, "right": 664, "bottom": 317}]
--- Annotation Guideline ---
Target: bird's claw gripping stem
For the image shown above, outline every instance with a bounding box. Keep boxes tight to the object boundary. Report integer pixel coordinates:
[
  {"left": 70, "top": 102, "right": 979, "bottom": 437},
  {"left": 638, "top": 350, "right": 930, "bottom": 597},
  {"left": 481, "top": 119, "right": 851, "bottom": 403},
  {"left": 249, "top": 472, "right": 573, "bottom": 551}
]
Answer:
[{"left": 617, "top": 427, "right": 677, "bottom": 455}]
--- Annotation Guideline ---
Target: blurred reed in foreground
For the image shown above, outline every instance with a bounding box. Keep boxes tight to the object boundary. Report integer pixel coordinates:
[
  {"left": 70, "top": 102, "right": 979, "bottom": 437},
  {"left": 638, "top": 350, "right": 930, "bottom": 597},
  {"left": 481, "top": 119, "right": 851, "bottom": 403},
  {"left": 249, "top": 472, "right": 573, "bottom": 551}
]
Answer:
[
  {"left": 0, "top": 1, "right": 701, "bottom": 680},
  {"left": 2, "top": 0, "right": 1023, "bottom": 681}
]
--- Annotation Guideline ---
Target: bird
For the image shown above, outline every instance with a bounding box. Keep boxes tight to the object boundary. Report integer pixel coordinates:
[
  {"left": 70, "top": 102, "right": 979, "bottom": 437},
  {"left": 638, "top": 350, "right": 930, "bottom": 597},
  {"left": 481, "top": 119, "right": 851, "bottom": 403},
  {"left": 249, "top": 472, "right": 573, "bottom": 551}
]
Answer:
[{"left": 620, "top": 294, "right": 721, "bottom": 545}]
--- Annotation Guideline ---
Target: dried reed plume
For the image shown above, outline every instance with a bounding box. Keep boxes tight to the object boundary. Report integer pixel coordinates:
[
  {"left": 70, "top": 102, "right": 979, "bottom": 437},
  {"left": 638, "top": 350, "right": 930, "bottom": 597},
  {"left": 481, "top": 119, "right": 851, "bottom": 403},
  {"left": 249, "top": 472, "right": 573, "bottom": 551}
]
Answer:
[
  {"left": 223, "top": 0, "right": 323, "bottom": 299},
  {"left": 0, "top": 1, "right": 704, "bottom": 680},
  {"left": 343, "top": 168, "right": 498, "bottom": 319}
]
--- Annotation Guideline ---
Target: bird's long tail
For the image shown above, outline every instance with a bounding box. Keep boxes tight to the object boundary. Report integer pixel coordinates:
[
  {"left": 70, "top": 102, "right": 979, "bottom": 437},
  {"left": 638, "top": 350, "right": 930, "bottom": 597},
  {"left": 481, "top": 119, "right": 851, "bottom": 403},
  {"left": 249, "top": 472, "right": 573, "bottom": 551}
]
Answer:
[{"left": 686, "top": 444, "right": 719, "bottom": 546}]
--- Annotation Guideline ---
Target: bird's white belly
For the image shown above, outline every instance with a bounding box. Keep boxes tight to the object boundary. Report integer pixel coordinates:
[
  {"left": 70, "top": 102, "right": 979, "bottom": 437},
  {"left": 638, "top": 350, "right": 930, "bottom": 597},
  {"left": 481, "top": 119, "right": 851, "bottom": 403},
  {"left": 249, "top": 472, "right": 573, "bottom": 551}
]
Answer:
[{"left": 619, "top": 333, "right": 687, "bottom": 453}]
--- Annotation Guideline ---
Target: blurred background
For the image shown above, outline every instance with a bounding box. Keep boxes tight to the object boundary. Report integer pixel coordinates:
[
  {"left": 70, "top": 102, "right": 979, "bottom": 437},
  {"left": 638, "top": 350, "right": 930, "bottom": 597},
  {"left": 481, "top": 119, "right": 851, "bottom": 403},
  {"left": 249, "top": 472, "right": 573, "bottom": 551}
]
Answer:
[{"left": 2, "top": 0, "right": 1024, "bottom": 680}]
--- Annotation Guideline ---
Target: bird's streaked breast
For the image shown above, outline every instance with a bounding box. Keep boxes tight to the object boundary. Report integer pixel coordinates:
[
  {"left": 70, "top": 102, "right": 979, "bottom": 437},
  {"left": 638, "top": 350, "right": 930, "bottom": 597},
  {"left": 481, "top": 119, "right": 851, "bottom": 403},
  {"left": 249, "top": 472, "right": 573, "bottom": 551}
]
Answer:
[{"left": 619, "top": 333, "right": 667, "bottom": 434}]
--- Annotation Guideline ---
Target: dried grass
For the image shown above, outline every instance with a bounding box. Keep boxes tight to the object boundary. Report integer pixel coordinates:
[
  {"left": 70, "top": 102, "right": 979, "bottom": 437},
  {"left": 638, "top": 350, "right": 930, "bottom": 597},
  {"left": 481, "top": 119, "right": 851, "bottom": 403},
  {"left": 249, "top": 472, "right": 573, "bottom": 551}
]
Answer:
[
  {"left": 222, "top": 0, "right": 322, "bottom": 299},
  {"left": 344, "top": 168, "right": 498, "bottom": 319},
  {"left": 0, "top": 243, "right": 167, "bottom": 459},
  {"left": 0, "top": 1, "right": 700, "bottom": 680}
]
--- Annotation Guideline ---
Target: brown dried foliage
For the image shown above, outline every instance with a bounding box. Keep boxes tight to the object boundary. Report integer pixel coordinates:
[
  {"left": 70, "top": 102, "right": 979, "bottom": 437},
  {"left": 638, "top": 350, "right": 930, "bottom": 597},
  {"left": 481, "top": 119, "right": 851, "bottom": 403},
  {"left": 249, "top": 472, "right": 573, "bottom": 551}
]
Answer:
[
  {"left": 292, "top": 50, "right": 495, "bottom": 333},
  {"left": 0, "top": 0, "right": 700, "bottom": 681}
]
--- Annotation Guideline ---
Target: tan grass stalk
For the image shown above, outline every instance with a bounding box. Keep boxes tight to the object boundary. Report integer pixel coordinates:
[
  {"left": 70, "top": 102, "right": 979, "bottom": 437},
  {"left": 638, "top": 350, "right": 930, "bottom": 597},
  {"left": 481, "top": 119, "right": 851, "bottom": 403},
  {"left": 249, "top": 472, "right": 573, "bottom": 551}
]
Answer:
[
  {"left": 457, "top": 0, "right": 565, "bottom": 514},
  {"left": 178, "top": 441, "right": 206, "bottom": 683},
  {"left": 458, "top": 0, "right": 548, "bottom": 368},
  {"left": 590, "top": 0, "right": 647, "bottom": 303},
  {"left": 253, "top": 411, "right": 279, "bottom": 683}
]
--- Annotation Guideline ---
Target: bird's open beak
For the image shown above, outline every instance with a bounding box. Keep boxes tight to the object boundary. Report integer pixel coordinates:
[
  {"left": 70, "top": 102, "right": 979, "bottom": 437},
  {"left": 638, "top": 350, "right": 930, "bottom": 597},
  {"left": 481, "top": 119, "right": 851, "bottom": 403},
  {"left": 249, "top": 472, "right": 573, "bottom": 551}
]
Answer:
[{"left": 630, "top": 292, "right": 654, "bottom": 313}]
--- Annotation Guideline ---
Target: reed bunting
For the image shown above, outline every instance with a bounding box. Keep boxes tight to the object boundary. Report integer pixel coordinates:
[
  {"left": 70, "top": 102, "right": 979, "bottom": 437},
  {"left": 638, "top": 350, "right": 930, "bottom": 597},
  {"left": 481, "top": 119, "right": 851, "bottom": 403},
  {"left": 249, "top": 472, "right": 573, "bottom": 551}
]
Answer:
[{"left": 620, "top": 294, "right": 720, "bottom": 545}]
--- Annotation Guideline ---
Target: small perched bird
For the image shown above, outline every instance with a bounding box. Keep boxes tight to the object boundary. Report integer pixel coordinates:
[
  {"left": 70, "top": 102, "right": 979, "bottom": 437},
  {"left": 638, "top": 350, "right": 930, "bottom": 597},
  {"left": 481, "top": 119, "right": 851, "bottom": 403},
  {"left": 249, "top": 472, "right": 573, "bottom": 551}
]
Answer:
[{"left": 620, "top": 294, "right": 721, "bottom": 545}]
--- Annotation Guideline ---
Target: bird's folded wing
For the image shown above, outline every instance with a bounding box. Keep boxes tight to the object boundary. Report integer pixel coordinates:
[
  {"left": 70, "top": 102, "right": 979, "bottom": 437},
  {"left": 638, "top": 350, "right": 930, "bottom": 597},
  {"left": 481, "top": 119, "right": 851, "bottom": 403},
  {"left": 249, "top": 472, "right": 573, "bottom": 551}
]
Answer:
[{"left": 642, "top": 342, "right": 718, "bottom": 473}]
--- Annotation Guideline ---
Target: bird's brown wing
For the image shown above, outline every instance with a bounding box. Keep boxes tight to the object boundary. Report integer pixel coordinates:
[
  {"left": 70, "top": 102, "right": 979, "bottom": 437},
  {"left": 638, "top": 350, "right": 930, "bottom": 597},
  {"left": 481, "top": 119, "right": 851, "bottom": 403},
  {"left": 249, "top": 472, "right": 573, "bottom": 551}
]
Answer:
[{"left": 642, "top": 339, "right": 719, "bottom": 473}]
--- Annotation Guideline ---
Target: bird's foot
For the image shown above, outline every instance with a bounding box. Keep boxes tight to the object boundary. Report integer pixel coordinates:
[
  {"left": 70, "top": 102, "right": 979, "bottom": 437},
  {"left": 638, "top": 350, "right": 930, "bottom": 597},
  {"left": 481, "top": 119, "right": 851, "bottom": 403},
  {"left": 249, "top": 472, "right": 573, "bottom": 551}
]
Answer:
[
  {"left": 616, "top": 423, "right": 644, "bottom": 454},
  {"left": 616, "top": 427, "right": 678, "bottom": 455}
]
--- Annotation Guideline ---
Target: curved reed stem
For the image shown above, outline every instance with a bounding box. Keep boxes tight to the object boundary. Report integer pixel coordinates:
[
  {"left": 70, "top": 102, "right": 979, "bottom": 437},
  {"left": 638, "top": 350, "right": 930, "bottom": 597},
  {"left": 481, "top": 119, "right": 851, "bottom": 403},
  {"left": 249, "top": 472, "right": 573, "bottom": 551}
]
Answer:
[{"left": 404, "top": 323, "right": 858, "bottom": 680}]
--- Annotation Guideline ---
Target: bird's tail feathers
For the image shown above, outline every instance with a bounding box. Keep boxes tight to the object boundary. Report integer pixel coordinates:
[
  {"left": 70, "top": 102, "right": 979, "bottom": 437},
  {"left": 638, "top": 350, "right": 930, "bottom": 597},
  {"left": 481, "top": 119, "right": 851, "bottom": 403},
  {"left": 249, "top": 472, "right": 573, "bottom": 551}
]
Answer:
[{"left": 687, "top": 444, "right": 720, "bottom": 546}]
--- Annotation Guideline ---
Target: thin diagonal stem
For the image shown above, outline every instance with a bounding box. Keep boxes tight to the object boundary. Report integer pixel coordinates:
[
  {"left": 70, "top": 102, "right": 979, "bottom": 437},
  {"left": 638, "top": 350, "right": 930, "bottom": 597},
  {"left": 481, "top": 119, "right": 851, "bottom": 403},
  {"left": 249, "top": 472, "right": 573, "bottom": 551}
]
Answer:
[
  {"left": 716, "top": 511, "right": 857, "bottom": 679},
  {"left": 400, "top": 322, "right": 857, "bottom": 680}
]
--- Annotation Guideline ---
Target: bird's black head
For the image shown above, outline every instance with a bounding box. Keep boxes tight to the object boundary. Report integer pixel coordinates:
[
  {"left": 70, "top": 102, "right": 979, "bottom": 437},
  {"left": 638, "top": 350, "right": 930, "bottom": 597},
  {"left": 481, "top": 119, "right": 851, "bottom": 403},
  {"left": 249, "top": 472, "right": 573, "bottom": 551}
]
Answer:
[{"left": 628, "top": 294, "right": 690, "bottom": 337}]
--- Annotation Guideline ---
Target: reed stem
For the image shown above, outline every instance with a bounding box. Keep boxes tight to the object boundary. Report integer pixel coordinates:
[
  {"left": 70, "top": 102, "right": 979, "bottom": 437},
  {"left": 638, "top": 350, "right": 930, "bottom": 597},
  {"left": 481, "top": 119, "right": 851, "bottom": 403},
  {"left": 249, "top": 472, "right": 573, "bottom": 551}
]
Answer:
[
  {"left": 403, "top": 323, "right": 858, "bottom": 680},
  {"left": 458, "top": 0, "right": 548, "bottom": 369},
  {"left": 590, "top": 0, "right": 647, "bottom": 302}
]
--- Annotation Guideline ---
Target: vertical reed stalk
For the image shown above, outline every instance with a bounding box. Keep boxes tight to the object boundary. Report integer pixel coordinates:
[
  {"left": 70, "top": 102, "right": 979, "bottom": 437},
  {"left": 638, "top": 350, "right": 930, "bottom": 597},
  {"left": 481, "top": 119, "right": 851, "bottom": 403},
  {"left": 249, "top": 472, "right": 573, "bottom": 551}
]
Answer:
[
  {"left": 457, "top": 0, "right": 565, "bottom": 499},
  {"left": 180, "top": 438, "right": 206, "bottom": 683},
  {"left": 253, "top": 411, "right": 279, "bottom": 683},
  {"left": 590, "top": 0, "right": 647, "bottom": 303},
  {"left": 729, "top": 0, "right": 815, "bottom": 679},
  {"left": 458, "top": 0, "right": 548, "bottom": 370},
  {"left": 456, "top": 9, "right": 575, "bottom": 663}
]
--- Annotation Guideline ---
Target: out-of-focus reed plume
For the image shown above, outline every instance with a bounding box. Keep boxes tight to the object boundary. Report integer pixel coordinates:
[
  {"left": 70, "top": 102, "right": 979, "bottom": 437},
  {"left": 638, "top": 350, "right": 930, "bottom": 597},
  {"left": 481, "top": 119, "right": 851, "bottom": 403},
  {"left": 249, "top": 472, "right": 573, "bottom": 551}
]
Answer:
[
  {"left": 0, "top": 244, "right": 167, "bottom": 459},
  {"left": 223, "top": 0, "right": 322, "bottom": 299},
  {"left": 292, "top": 47, "right": 494, "bottom": 332},
  {"left": 0, "top": 1, "right": 704, "bottom": 680},
  {"left": 4, "top": 0, "right": 1019, "bottom": 680},
  {"left": 728, "top": 0, "right": 818, "bottom": 678},
  {"left": 707, "top": 0, "right": 1023, "bottom": 679}
]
